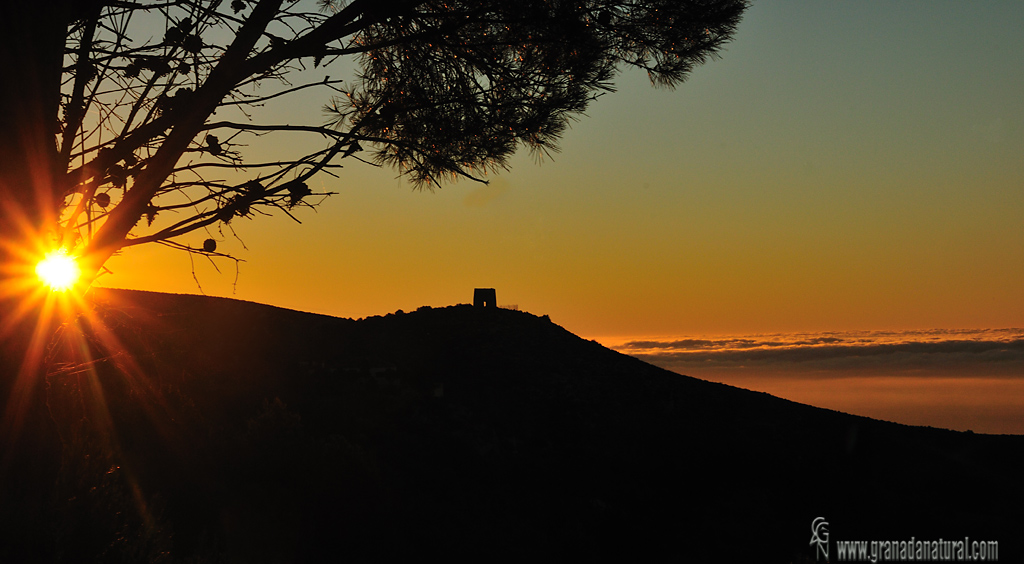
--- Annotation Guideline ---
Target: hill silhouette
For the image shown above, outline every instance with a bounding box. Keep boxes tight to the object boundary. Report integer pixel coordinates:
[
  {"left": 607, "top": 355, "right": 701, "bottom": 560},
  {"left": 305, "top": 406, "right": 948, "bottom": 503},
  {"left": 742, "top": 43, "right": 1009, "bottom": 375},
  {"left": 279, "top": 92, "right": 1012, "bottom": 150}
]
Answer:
[{"left": 23, "top": 288, "right": 1024, "bottom": 562}]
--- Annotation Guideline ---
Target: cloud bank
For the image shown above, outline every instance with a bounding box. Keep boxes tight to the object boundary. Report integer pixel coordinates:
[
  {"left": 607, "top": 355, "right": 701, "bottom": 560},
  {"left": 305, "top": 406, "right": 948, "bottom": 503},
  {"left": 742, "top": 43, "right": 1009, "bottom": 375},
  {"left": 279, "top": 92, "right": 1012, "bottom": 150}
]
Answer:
[{"left": 613, "top": 328, "right": 1024, "bottom": 377}]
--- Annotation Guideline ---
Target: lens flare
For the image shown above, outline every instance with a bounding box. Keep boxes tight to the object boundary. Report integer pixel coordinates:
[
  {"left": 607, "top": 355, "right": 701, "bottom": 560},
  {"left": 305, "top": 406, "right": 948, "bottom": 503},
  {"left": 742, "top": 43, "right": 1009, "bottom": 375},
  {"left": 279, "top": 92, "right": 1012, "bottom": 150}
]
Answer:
[{"left": 36, "top": 249, "right": 81, "bottom": 291}]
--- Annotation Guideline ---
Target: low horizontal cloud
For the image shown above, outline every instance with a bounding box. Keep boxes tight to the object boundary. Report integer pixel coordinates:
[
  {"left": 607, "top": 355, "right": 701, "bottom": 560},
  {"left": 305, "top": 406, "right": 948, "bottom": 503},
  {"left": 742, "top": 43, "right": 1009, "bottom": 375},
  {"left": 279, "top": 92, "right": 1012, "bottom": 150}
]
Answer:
[
  {"left": 622, "top": 336, "right": 844, "bottom": 351},
  {"left": 613, "top": 329, "right": 1024, "bottom": 377}
]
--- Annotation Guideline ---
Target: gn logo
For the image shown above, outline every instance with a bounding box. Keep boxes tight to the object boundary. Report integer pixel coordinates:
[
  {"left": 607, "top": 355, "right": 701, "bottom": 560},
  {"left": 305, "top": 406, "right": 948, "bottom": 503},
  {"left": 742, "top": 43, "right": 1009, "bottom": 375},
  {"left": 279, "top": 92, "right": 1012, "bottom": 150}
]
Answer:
[{"left": 810, "top": 517, "right": 829, "bottom": 561}]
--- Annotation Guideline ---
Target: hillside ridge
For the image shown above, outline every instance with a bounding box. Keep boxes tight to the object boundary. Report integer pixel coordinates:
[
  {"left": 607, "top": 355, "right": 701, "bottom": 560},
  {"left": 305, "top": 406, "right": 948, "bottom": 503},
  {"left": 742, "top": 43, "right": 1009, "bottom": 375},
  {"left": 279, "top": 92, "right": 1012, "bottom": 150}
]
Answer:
[{"left": 32, "top": 288, "right": 1024, "bottom": 562}]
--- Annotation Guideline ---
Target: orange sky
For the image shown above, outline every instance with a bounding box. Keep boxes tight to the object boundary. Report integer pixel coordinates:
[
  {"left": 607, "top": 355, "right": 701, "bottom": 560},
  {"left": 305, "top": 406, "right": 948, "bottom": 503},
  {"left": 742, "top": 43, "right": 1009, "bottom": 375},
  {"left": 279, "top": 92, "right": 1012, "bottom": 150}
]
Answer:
[{"left": 100, "top": 1, "right": 1024, "bottom": 341}]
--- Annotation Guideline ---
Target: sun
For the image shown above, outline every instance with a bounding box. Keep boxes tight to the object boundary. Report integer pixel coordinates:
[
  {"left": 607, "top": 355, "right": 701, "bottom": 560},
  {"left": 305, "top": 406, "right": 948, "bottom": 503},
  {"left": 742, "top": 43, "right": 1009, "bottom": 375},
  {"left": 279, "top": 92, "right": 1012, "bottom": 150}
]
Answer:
[{"left": 36, "top": 249, "right": 81, "bottom": 291}]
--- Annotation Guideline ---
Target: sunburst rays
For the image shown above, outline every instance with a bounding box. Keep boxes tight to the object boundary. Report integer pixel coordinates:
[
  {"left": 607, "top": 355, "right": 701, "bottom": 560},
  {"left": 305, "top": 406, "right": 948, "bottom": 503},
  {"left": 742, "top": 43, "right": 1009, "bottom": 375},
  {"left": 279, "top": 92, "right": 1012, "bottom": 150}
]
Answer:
[{"left": 1, "top": 223, "right": 168, "bottom": 538}]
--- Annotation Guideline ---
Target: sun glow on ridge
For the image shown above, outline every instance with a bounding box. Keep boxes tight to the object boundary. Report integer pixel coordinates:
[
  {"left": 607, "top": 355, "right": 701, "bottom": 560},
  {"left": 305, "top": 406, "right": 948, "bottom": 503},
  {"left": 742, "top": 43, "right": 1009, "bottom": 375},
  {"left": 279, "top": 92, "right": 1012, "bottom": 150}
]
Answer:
[{"left": 35, "top": 249, "right": 81, "bottom": 291}]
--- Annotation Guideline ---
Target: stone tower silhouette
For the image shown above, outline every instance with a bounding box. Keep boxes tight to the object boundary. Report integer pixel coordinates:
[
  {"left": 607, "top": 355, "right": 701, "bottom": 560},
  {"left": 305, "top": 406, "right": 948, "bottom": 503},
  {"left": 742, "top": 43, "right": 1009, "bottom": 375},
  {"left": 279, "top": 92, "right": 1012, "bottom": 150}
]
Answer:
[{"left": 473, "top": 288, "right": 496, "bottom": 308}]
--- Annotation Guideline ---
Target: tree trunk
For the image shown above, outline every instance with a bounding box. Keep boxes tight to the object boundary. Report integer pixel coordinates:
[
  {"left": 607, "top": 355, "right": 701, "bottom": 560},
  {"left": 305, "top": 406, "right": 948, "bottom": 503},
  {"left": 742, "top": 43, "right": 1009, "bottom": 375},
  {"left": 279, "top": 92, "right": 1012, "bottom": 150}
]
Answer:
[
  {"left": 0, "top": 3, "right": 76, "bottom": 561},
  {"left": 0, "top": 2, "right": 65, "bottom": 221}
]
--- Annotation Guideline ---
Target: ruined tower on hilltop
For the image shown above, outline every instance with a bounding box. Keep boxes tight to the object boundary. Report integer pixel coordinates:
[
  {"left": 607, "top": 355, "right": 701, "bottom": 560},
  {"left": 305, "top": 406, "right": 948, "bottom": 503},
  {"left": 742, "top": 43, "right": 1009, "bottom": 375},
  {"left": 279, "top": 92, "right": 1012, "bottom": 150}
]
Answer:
[{"left": 473, "top": 288, "right": 496, "bottom": 308}]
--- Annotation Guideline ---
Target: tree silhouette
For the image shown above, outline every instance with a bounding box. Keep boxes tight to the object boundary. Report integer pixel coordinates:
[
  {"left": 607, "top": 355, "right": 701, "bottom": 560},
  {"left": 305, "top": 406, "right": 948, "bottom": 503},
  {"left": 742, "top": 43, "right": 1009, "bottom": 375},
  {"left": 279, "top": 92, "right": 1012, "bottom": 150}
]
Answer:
[
  {"left": 0, "top": 3, "right": 747, "bottom": 558},
  {"left": 0, "top": 0, "right": 746, "bottom": 284}
]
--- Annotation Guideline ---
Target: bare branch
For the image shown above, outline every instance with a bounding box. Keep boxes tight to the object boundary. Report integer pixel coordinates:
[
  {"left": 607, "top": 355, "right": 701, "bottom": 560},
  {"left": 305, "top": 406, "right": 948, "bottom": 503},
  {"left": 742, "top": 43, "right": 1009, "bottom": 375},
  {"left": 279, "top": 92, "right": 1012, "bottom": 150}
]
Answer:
[{"left": 23, "top": 0, "right": 747, "bottom": 281}]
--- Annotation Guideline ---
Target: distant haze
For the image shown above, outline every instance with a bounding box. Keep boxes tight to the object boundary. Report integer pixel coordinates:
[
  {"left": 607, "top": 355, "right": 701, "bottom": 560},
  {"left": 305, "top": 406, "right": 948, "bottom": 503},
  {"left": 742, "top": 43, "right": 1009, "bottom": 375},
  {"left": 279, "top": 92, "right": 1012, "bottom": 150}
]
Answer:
[{"left": 602, "top": 328, "right": 1024, "bottom": 434}]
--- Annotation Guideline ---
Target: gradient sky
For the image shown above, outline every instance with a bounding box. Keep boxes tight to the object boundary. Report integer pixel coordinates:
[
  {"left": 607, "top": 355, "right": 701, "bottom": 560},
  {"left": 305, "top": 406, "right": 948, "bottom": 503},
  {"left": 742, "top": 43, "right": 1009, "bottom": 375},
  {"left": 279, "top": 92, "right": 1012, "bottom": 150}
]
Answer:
[{"left": 101, "top": 0, "right": 1024, "bottom": 341}]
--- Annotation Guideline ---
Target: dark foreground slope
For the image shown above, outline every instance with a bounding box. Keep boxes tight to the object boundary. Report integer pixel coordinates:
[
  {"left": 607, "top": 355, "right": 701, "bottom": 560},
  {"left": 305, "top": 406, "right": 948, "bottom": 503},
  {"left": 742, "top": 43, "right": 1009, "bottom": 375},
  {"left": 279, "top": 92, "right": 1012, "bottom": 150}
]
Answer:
[{"left": 30, "top": 289, "right": 1024, "bottom": 562}]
